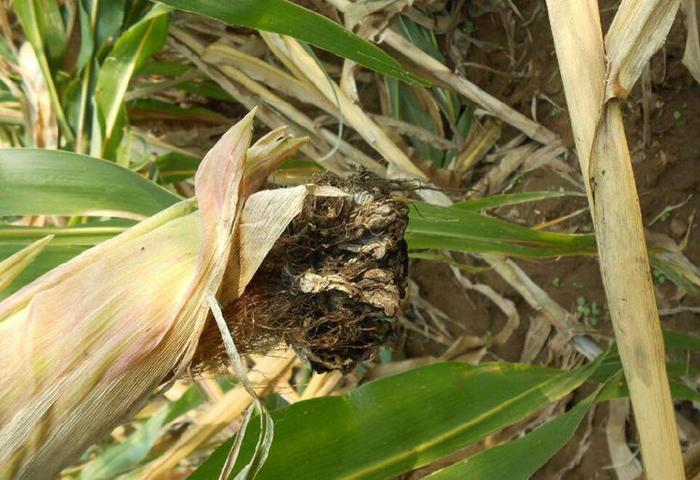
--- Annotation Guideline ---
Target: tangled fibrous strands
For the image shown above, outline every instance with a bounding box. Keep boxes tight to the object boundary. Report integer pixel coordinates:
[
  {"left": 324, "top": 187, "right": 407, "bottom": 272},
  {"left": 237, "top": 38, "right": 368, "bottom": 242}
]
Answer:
[{"left": 194, "top": 175, "right": 409, "bottom": 373}]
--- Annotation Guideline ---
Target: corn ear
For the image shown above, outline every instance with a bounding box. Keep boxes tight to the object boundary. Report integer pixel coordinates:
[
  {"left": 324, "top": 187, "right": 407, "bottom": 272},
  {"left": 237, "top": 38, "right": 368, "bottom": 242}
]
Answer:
[{"left": 0, "top": 110, "right": 309, "bottom": 479}]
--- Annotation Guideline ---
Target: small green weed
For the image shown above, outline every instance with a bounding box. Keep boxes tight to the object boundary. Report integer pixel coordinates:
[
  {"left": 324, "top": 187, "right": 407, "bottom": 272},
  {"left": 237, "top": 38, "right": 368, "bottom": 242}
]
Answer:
[
  {"left": 653, "top": 268, "right": 668, "bottom": 285},
  {"left": 576, "top": 296, "right": 601, "bottom": 326}
]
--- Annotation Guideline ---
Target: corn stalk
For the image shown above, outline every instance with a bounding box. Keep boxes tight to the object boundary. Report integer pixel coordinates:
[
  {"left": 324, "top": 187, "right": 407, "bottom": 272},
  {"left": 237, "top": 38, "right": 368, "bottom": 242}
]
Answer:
[{"left": 545, "top": 1, "right": 684, "bottom": 477}]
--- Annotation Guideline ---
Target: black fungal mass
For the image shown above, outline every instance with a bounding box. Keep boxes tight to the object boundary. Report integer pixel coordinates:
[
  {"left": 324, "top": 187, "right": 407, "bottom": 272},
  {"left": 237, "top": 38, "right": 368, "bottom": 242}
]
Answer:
[{"left": 194, "top": 174, "right": 409, "bottom": 373}]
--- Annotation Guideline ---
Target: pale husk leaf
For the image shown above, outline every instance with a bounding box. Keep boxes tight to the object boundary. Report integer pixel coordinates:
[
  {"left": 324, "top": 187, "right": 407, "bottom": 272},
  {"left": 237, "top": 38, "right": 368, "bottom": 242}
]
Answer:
[
  {"left": 0, "top": 111, "right": 259, "bottom": 478},
  {"left": 0, "top": 206, "right": 199, "bottom": 479}
]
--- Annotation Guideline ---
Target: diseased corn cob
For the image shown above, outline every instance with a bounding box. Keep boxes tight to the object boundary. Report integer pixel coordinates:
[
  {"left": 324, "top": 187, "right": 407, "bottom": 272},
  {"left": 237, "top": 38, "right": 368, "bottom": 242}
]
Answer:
[{"left": 195, "top": 176, "right": 409, "bottom": 373}]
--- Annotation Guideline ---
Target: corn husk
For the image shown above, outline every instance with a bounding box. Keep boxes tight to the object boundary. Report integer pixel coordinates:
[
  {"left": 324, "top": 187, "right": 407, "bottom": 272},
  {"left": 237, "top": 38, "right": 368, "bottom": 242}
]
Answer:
[{"left": 0, "top": 111, "right": 313, "bottom": 478}]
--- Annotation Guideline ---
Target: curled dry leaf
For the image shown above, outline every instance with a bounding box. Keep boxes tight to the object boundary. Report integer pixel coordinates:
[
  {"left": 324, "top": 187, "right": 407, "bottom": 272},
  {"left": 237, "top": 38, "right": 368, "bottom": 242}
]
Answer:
[
  {"left": 604, "top": 0, "right": 681, "bottom": 99},
  {"left": 606, "top": 399, "right": 643, "bottom": 480}
]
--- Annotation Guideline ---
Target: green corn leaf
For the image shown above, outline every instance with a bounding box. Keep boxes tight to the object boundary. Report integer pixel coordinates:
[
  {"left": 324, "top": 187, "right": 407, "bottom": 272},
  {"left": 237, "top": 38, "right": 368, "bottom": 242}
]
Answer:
[
  {"left": 0, "top": 223, "right": 131, "bottom": 246},
  {"left": 176, "top": 80, "right": 235, "bottom": 102},
  {"left": 191, "top": 357, "right": 604, "bottom": 480},
  {"left": 425, "top": 376, "right": 616, "bottom": 480},
  {"left": 155, "top": 151, "right": 201, "bottom": 184},
  {"left": 127, "top": 99, "right": 229, "bottom": 124},
  {"left": 651, "top": 255, "right": 700, "bottom": 299},
  {"left": 408, "top": 200, "right": 699, "bottom": 297},
  {"left": 92, "top": 4, "right": 170, "bottom": 160},
  {"left": 455, "top": 191, "right": 583, "bottom": 211},
  {"left": 597, "top": 377, "right": 700, "bottom": 403},
  {"left": 76, "top": 0, "right": 95, "bottom": 72},
  {"left": 0, "top": 243, "right": 89, "bottom": 299},
  {"left": 0, "top": 148, "right": 180, "bottom": 218},
  {"left": 664, "top": 330, "right": 700, "bottom": 351},
  {"left": 157, "top": 0, "right": 424, "bottom": 85},
  {"left": 396, "top": 15, "right": 460, "bottom": 123},
  {"left": 41, "top": 0, "right": 68, "bottom": 68},
  {"left": 407, "top": 201, "right": 597, "bottom": 258},
  {"left": 93, "top": 0, "right": 127, "bottom": 56},
  {"left": 0, "top": 236, "right": 52, "bottom": 295},
  {"left": 0, "top": 146, "right": 176, "bottom": 295},
  {"left": 0, "top": 35, "right": 16, "bottom": 62},
  {"left": 394, "top": 81, "right": 445, "bottom": 165},
  {"left": 137, "top": 60, "right": 191, "bottom": 77},
  {"left": 0, "top": 220, "right": 133, "bottom": 297}
]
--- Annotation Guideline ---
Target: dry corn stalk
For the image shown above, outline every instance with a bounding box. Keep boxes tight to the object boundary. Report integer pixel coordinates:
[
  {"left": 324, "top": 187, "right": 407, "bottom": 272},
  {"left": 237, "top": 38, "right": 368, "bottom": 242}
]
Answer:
[
  {"left": 0, "top": 111, "right": 409, "bottom": 478},
  {"left": 545, "top": 1, "right": 684, "bottom": 477}
]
